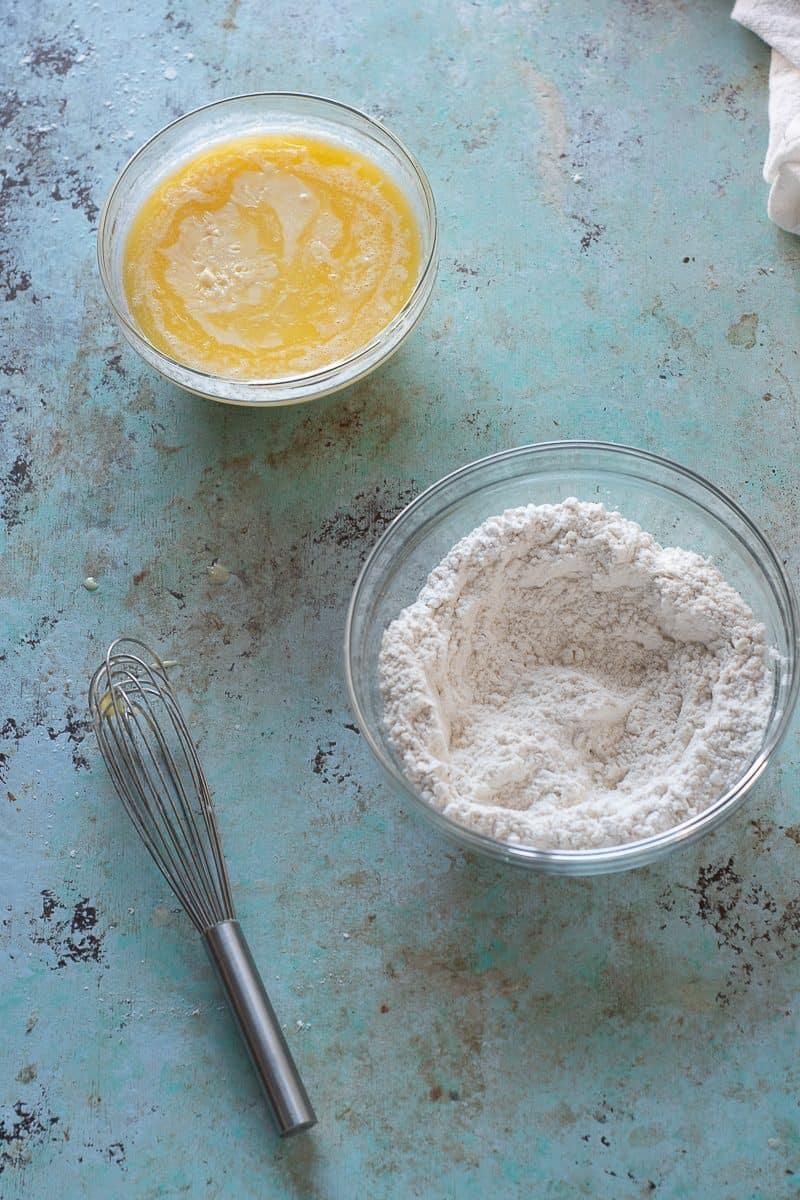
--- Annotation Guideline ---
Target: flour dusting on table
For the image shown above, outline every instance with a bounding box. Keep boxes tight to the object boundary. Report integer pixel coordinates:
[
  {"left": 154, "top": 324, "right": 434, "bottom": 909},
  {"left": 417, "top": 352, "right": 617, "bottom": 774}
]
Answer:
[{"left": 379, "top": 499, "right": 774, "bottom": 850}]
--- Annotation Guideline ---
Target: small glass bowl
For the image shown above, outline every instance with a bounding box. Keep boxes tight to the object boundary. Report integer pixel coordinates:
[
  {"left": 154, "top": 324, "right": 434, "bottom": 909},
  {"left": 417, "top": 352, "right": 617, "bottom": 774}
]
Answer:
[
  {"left": 345, "top": 442, "right": 799, "bottom": 875},
  {"left": 97, "top": 93, "right": 438, "bottom": 406}
]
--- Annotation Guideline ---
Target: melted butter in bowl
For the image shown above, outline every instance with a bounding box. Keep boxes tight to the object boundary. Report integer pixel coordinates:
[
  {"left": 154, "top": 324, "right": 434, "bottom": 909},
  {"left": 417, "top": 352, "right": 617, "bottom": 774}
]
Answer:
[
  {"left": 98, "top": 94, "right": 438, "bottom": 405},
  {"left": 124, "top": 135, "right": 422, "bottom": 380}
]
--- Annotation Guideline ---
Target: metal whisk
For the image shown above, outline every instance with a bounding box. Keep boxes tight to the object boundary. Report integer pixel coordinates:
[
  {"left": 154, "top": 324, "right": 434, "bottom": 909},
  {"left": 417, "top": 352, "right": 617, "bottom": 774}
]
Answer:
[{"left": 88, "top": 637, "right": 316, "bottom": 1137}]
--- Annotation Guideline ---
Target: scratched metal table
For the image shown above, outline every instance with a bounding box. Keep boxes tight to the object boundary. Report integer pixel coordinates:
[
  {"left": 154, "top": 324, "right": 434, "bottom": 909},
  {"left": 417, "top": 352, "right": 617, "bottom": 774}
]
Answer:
[{"left": 2, "top": 2, "right": 799, "bottom": 1197}]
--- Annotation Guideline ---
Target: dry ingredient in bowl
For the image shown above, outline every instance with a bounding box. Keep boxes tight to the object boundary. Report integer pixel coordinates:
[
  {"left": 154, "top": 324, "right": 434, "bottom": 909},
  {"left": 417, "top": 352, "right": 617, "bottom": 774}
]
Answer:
[{"left": 379, "top": 499, "right": 774, "bottom": 850}]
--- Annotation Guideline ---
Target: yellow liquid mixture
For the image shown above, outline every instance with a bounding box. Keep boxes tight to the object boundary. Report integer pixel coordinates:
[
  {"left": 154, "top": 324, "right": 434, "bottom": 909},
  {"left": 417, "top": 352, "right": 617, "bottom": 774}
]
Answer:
[{"left": 123, "top": 134, "right": 422, "bottom": 379}]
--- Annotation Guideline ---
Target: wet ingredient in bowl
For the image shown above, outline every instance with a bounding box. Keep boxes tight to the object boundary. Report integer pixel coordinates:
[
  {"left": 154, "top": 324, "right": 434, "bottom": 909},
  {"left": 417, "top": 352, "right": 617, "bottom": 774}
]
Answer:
[
  {"left": 123, "top": 134, "right": 421, "bottom": 379},
  {"left": 379, "top": 499, "right": 774, "bottom": 850}
]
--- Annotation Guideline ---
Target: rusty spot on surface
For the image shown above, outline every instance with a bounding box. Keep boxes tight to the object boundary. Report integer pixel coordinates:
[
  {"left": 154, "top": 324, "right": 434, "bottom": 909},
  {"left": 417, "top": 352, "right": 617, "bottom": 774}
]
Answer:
[
  {"left": 6, "top": 455, "right": 31, "bottom": 490},
  {"left": 221, "top": 453, "right": 254, "bottom": 472},
  {"left": 749, "top": 817, "right": 775, "bottom": 847},
  {"left": 1, "top": 452, "right": 33, "bottom": 529},
  {"left": 25, "top": 36, "right": 88, "bottom": 76},
  {"left": 720, "top": 84, "right": 747, "bottom": 120},
  {"left": 313, "top": 483, "right": 417, "bottom": 557},
  {"left": 51, "top": 168, "right": 98, "bottom": 225},
  {"left": 2, "top": 717, "right": 26, "bottom": 742},
  {"left": 105, "top": 1141, "right": 126, "bottom": 1166},
  {"left": 47, "top": 705, "right": 91, "bottom": 770},
  {"left": 0, "top": 170, "right": 32, "bottom": 220},
  {"left": 0, "top": 90, "right": 22, "bottom": 128},
  {"left": 691, "top": 859, "right": 743, "bottom": 933},
  {"left": 312, "top": 742, "right": 354, "bottom": 789},
  {"left": 775, "top": 897, "right": 800, "bottom": 940},
  {"left": 313, "top": 743, "right": 335, "bottom": 777},
  {"left": 727, "top": 313, "right": 758, "bottom": 349},
  {"left": 101, "top": 352, "right": 126, "bottom": 387},
  {"left": 571, "top": 214, "right": 605, "bottom": 252},
  {"left": 655, "top": 855, "right": 800, "bottom": 1005},
  {"left": 30, "top": 890, "right": 105, "bottom": 969},
  {"left": 222, "top": 0, "right": 240, "bottom": 28},
  {"left": 429, "top": 1085, "right": 443, "bottom": 1102},
  {"left": 264, "top": 375, "right": 416, "bottom": 466},
  {"left": 20, "top": 613, "right": 58, "bottom": 649},
  {"left": 165, "top": 11, "right": 193, "bottom": 31},
  {"left": 339, "top": 870, "right": 372, "bottom": 888},
  {"left": 0, "top": 1095, "right": 59, "bottom": 1175}
]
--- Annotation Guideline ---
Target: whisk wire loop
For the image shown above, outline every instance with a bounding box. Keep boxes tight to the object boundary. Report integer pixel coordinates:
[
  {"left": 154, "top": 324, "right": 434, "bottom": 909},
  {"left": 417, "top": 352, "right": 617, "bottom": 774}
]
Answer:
[
  {"left": 89, "top": 638, "right": 235, "bottom": 931},
  {"left": 115, "top": 693, "right": 219, "bottom": 926},
  {"left": 125, "top": 683, "right": 229, "bottom": 927}
]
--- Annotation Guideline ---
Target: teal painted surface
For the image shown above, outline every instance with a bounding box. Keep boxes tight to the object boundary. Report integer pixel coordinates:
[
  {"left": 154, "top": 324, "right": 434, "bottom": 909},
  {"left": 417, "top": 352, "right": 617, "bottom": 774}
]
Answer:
[{"left": 1, "top": 1, "right": 799, "bottom": 1197}]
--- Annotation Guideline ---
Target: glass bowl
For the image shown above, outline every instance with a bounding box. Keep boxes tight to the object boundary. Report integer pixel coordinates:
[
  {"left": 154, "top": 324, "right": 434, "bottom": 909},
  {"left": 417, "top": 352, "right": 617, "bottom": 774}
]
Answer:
[
  {"left": 97, "top": 93, "right": 438, "bottom": 406},
  {"left": 345, "top": 442, "right": 799, "bottom": 875}
]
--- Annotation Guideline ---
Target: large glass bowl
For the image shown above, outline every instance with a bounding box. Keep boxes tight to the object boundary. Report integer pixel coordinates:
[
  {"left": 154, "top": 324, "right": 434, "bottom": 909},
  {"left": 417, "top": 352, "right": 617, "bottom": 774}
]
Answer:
[
  {"left": 97, "top": 93, "right": 438, "bottom": 406},
  {"left": 345, "top": 442, "right": 799, "bottom": 875}
]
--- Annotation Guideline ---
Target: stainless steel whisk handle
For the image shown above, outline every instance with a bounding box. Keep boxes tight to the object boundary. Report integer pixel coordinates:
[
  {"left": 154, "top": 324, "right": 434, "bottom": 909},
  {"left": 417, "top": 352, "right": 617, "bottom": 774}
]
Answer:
[{"left": 203, "top": 920, "right": 316, "bottom": 1137}]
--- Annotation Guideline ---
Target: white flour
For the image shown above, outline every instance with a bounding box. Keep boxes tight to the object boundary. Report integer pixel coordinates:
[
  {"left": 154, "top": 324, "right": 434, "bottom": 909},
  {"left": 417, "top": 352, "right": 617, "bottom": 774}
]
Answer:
[{"left": 379, "top": 499, "right": 774, "bottom": 850}]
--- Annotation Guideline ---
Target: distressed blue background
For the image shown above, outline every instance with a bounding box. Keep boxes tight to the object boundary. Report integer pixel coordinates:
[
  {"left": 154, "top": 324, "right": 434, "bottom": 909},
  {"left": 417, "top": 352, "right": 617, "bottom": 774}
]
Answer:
[{"left": 1, "top": 1, "right": 799, "bottom": 1197}]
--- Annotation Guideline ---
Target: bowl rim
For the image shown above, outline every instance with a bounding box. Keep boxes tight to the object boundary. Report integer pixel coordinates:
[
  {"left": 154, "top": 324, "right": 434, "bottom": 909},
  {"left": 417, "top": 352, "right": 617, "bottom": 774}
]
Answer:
[
  {"left": 344, "top": 439, "right": 800, "bottom": 870},
  {"left": 96, "top": 91, "right": 439, "bottom": 399}
]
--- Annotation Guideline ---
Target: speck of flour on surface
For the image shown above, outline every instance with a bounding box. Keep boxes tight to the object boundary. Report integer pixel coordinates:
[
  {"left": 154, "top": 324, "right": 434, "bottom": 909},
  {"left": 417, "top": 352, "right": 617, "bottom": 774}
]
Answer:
[{"left": 378, "top": 499, "right": 775, "bottom": 850}]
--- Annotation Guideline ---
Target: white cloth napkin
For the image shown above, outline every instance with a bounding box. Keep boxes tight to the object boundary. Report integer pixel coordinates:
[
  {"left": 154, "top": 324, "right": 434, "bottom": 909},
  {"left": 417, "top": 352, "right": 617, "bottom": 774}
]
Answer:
[{"left": 733, "top": 0, "right": 800, "bottom": 234}]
